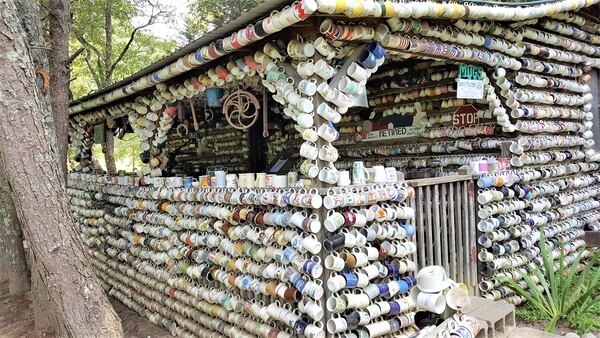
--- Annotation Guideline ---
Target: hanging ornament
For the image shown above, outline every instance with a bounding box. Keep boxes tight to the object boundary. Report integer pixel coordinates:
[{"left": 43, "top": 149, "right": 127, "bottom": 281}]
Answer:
[{"left": 222, "top": 89, "right": 260, "bottom": 130}]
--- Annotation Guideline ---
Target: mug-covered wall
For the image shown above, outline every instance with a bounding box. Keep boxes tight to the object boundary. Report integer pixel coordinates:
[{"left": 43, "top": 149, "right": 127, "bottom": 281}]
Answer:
[
  {"left": 64, "top": 1, "right": 600, "bottom": 336},
  {"left": 69, "top": 172, "right": 453, "bottom": 337}
]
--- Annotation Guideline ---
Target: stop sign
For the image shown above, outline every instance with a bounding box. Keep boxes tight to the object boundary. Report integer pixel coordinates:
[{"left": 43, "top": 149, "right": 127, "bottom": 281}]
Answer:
[{"left": 453, "top": 104, "right": 479, "bottom": 127}]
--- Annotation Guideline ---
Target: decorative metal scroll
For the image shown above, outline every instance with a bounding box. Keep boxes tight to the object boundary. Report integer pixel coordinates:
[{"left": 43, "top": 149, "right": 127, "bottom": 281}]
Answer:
[{"left": 222, "top": 90, "right": 260, "bottom": 130}]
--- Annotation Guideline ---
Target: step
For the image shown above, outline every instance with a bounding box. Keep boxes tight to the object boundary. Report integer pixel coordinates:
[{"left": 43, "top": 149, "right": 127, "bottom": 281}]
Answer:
[{"left": 461, "top": 297, "right": 516, "bottom": 337}]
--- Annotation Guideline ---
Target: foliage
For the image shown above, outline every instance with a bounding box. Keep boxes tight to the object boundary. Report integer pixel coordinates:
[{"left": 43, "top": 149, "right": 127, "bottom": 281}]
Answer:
[
  {"left": 90, "top": 133, "right": 142, "bottom": 173},
  {"left": 566, "top": 268, "right": 600, "bottom": 334},
  {"left": 515, "top": 303, "right": 546, "bottom": 323},
  {"left": 178, "top": 0, "right": 261, "bottom": 44},
  {"left": 500, "top": 235, "right": 600, "bottom": 333},
  {"left": 70, "top": 0, "right": 177, "bottom": 98}
]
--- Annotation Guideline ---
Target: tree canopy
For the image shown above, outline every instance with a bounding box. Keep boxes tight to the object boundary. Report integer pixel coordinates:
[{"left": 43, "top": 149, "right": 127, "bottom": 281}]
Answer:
[
  {"left": 70, "top": 0, "right": 176, "bottom": 98},
  {"left": 177, "top": 0, "right": 261, "bottom": 44}
]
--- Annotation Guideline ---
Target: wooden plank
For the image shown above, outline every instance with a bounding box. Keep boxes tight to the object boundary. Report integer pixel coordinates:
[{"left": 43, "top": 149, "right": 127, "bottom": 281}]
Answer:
[
  {"left": 441, "top": 183, "right": 449, "bottom": 276},
  {"left": 448, "top": 182, "right": 457, "bottom": 280},
  {"left": 416, "top": 187, "right": 426, "bottom": 270},
  {"left": 456, "top": 181, "right": 465, "bottom": 285},
  {"left": 433, "top": 184, "right": 441, "bottom": 265},
  {"left": 462, "top": 181, "right": 471, "bottom": 289},
  {"left": 425, "top": 186, "right": 433, "bottom": 266},
  {"left": 408, "top": 175, "right": 474, "bottom": 187}
]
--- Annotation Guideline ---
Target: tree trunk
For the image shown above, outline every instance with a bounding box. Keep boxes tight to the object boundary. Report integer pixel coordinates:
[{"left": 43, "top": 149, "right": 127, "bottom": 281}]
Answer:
[
  {"left": 104, "top": 132, "right": 117, "bottom": 174},
  {"left": 15, "top": 0, "right": 61, "bottom": 330},
  {"left": 0, "top": 1, "right": 124, "bottom": 336},
  {"left": 0, "top": 152, "right": 29, "bottom": 295},
  {"left": 48, "top": 0, "right": 70, "bottom": 178},
  {"left": 104, "top": 0, "right": 113, "bottom": 85}
]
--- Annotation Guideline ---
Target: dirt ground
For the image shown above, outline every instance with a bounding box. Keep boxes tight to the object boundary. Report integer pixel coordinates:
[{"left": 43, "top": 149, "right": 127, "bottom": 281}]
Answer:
[
  {"left": 516, "top": 315, "right": 574, "bottom": 336},
  {"left": 0, "top": 290, "right": 170, "bottom": 337}
]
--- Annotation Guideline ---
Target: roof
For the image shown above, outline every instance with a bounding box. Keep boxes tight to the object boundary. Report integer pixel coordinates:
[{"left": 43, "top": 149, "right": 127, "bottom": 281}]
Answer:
[{"left": 69, "top": 0, "right": 600, "bottom": 115}]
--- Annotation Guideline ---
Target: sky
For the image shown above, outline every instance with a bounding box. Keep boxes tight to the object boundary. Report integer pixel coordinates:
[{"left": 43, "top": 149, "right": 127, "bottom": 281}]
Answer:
[{"left": 134, "top": 0, "right": 190, "bottom": 42}]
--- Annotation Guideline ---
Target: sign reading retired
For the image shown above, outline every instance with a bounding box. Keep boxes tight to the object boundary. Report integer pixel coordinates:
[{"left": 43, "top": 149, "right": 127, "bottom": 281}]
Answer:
[{"left": 363, "top": 126, "right": 424, "bottom": 141}]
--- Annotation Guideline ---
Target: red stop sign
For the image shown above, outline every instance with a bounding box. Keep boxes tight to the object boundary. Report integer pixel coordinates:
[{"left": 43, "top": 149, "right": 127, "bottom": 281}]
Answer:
[{"left": 453, "top": 104, "right": 479, "bottom": 127}]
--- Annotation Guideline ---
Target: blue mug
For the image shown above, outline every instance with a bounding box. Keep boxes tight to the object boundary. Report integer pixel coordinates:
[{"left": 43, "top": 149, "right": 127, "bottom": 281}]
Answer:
[
  {"left": 368, "top": 42, "right": 385, "bottom": 59},
  {"left": 359, "top": 49, "right": 377, "bottom": 69}
]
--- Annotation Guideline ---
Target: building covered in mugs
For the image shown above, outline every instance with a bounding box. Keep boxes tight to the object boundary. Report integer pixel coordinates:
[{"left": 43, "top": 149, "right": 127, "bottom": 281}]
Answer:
[{"left": 67, "top": 0, "right": 600, "bottom": 337}]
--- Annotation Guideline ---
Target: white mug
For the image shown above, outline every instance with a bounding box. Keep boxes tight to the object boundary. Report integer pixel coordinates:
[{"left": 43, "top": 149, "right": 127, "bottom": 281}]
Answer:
[
  {"left": 371, "top": 165, "right": 386, "bottom": 183},
  {"left": 317, "top": 102, "right": 342, "bottom": 123},
  {"left": 298, "top": 78, "right": 318, "bottom": 96},
  {"left": 297, "top": 112, "right": 315, "bottom": 128},
  {"left": 384, "top": 167, "right": 398, "bottom": 183},
  {"left": 300, "top": 141, "right": 318, "bottom": 160},
  {"left": 337, "top": 170, "right": 351, "bottom": 187},
  {"left": 416, "top": 291, "right": 446, "bottom": 314}
]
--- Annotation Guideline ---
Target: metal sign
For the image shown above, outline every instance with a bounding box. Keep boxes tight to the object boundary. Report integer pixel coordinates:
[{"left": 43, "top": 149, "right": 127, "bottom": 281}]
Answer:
[
  {"left": 363, "top": 126, "right": 424, "bottom": 141},
  {"left": 453, "top": 104, "right": 479, "bottom": 127}
]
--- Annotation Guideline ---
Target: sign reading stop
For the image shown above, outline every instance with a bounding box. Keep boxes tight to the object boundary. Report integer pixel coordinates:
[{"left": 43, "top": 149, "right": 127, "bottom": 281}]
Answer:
[{"left": 452, "top": 104, "right": 479, "bottom": 127}]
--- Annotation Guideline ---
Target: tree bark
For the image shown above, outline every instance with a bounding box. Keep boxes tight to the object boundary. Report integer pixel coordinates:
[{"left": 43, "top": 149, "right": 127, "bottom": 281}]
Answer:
[
  {"left": 14, "top": 0, "right": 60, "bottom": 330},
  {"left": 0, "top": 0, "right": 124, "bottom": 336},
  {"left": 104, "top": 132, "right": 117, "bottom": 174},
  {"left": 104, "top": 0, "right": 113, "bottom": 85},
  {"left": 0, "top": 152, "right": 29, "bottom": 295},
  {"left": 48, "top": 0, "right": 70, "bottom": 178}
]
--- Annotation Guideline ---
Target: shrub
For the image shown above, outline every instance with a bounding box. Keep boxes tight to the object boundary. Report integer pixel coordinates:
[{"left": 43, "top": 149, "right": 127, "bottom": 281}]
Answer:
[{"left": 500, "top": 234, "right": 599, "bottom": 333}]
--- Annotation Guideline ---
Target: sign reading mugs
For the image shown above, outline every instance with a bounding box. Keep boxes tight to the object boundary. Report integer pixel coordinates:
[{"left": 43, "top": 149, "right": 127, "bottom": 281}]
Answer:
[
  {"left": 457, "top": 64, "right": 483, "bottom": 80},
  {"left": 363, "top": 126, "right": 424, "bottom": 141},
  {"left": 456, "top": 64, "right": 484, "bottom": 99},
  {"left": 453, "top": 104, "right": 479, "bottom": 127}
]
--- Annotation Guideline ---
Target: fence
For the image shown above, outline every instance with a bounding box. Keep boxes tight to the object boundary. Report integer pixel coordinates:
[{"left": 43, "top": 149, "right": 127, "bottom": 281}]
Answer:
[{"left": 408, "top": 175, "right": 479, "bottom": 295}]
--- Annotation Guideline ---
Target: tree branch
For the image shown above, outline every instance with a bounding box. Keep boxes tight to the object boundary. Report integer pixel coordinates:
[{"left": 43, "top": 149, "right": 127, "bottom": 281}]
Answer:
[
  {"left": 104, "top": 0, "right": 113, "bottom": 84},
  {"left": 72, "top": 28, "right": 101, "bottom": 58},
  {"left": 106, "top": 0, "right": 165, "bottom": 79},
  {"left": 68, "top": 47, "right": 84, "bottom": 63},
  {"left": 84, "top": 50, "right": 101, "bottom": 88}
]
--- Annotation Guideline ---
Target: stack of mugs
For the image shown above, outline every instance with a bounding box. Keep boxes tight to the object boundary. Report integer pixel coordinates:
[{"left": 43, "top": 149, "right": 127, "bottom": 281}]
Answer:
[
  {"left": 69, "top": 121, "right": 94, "bottom": 173},
  {"left": 410, "top": 266, "right": 471, "bottom": 315},
  {"left": 257, "top": 35, "right": 384, "bottom": 185},
  {"left": 321, "top": 182, "right": 419, "bottom": 337},
  {"left": 69, "top": 172, "right": 460, "bottom": 337}
]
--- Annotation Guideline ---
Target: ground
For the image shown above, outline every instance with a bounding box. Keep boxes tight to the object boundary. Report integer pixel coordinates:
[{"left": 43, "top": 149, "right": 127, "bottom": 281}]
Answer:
[
  {"left": 515, "top": 315, "right": 574, "bottom": 336},
  {"left": 0, "top": 289, "right": 170, "bottom": 337}
]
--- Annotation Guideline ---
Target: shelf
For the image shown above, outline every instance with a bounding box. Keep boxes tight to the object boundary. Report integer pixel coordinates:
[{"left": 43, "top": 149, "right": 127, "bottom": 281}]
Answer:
[
  {"left": 371, "top": 93, "right": 459, "bottom": 111},
  {"left": 367, "top": 78, "right": 457, "bottom": 97}
]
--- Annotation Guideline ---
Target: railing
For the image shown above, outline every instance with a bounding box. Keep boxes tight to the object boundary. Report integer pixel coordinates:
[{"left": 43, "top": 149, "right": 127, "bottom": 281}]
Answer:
[{"left": 408, "top": 175, "right": 479, "bottom": 295}]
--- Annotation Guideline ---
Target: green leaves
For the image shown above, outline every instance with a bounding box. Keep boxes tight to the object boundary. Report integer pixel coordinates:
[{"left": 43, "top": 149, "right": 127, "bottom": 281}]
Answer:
[
  {"left": 499, "top": 233, "right": 599, "bottom": 333},
  {"left": 178, "top": 0, "right": 261, "bottom": 44},
  {"left": 70, "top": 0, "right": 176, "bottom": 98}
]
